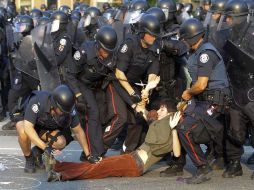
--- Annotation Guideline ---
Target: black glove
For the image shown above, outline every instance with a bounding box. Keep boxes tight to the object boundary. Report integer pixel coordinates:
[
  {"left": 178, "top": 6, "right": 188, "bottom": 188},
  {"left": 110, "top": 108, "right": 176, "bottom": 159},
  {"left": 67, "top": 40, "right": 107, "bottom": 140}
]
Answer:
[
  {"left": 76, "top": 95, "right": 86, "bottom": 112},
  {"left": 130, "top": 92, "right": 141, "bottom": 103},
  {"left": 87, "top": 155, "right": 101, "bottom": 164}
]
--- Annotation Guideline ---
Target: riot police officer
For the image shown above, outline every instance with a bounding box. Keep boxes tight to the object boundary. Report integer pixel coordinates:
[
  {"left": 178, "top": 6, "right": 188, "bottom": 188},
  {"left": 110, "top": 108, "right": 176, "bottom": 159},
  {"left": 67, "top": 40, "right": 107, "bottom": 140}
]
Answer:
[
  {"left": 68, "top": 26, "right": 118, "bottom": 161},
  {"left": 30, "top": 8, "right": 43, "bottom": 26},
  {"left": 162, "top": 18, "right": 230, "bottom": 184},
  {"left": 220, "top": 0, "right": 254, "bottom": 178},
  {"left": 202, "top": 0, "right": 212, "bottom": 13},
  {"left": 113, "top": 14, "right": 161, "bottom": 152},
  {"left": 15, "top": 85, "right": 91, "bottom": 173},
  {"left": 3, "top": 15, "right": 39, "bottom": 131}
]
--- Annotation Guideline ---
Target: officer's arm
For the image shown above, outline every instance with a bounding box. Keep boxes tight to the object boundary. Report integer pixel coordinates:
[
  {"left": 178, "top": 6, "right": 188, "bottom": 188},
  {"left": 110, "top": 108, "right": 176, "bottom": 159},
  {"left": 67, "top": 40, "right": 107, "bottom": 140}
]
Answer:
[
  {"left": 54, "top": 37, "right": 71, "bottom": 65},
  {"left": 188, "top": 76, "right": 209, "bottom": 95},
  {"left": 115, "top": 68, "right": 135, "bottom": 95},
  {"left": 23, "top": 120, "right": 47, "bottom": 150},
  {"left": 71, "top": 124, "right": 90, "bottom": 156},
  {"left": 172, "top": 129, "right": 181, "bottom": 157},
  {"left": 115, "top": 40, "right": 134, "bottom": 95}
]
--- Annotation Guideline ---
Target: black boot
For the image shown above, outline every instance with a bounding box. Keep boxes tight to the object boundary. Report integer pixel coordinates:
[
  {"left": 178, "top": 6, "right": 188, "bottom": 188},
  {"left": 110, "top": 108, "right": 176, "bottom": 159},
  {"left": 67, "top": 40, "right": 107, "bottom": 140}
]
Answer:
[
  {"left": 24, "top": 154, "right": 36, "bottom": 173},
  {"left": 210, "top": 157, "right": 224, "bottom": 170},
  {"left": 222, "top": 160, "right": 243, "bottom": 178},
  {"left": 160, "top": 163, "right": 184, "bottom": 177},
  {"left": 111, "top": 138, "right": 124, "bottom": 151},
  {"left": 32, "top": 146, "right": 45, "bottom": 169},
  {"left": 186, "top": 165, "right": 212, "bottom": 184},
  {"left": 247, "top": 153, "right": 254, "bottom": 165},
  {"left": 2, "top": 121, "right": 16, "bottom": 130}
]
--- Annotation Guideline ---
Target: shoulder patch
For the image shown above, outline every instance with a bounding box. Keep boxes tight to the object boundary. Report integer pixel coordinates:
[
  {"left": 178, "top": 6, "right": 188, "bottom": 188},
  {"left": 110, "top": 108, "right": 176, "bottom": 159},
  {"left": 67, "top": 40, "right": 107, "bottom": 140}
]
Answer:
[
  {"left": 60, "top": 38, "right": 67, "bottom": 46},
  {"left": 31, "top": 104, "right": 39, "bottom": 113},
  {"left": 74, "top": 51, "right": 81, "bottom": 61},
  {"left": 199, "top": 53, "right": 209, "bottom": 63},
  {"left": 120, "top": 44, "right": 128, "bottom": 53}
]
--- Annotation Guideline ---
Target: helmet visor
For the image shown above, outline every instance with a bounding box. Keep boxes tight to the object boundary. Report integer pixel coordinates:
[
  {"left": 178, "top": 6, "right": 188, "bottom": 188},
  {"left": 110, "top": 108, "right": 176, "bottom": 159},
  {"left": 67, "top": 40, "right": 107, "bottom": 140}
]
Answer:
[
  {"left": 162, "top": 8, "right": 169, "bottom": 21},
  {"left": 123, "top": 10, "right": 142, "bottom": 24},
  {"left": 15, "top": 23, "right": 28, "bottom": 33},
  {"left": 51, "top": 19, "right": 60, "bottom": 32}
]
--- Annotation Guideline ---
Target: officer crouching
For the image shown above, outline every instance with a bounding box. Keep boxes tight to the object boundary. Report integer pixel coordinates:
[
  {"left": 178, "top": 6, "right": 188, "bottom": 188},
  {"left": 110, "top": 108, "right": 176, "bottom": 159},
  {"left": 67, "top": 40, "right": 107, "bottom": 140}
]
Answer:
[
  {"left": 176, "top": 18, "right": 230, "bottom": 184},
  {"left": 15, "top": 85, "right": 91, "bottom": 173}
]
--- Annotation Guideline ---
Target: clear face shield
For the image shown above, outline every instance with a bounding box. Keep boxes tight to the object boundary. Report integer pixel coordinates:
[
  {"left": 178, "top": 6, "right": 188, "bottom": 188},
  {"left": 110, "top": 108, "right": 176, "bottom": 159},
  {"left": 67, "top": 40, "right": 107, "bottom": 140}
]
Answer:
[
  {"left": 50, "top": 19, "right": 60, "bottom": 33},
  {"left": 203, "top": 11, "right": 212, "bottom": 27},
  {"left": 123, "top": 10, "right": 142, "bottom": 24},
  {"left": 103, "top": 12, "right": 114, "bottom": 24},
  {"left": 162, "top": 8, "right": 169, "bottom": 21},
  {"left": 78, "top": 14, "right": 91, "bottom": 28},
  {"left": 217, "top": 13, "right": 227, "bottom": 31},
  {"left": 15, "top": 22, "right": 28, "bottom": 33}
]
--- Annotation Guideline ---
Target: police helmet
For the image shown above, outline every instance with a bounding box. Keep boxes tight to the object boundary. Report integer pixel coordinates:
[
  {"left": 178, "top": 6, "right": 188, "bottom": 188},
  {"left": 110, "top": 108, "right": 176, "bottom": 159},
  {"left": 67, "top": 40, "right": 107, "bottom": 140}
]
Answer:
[
  {"left": 40, "top": 4, "right": 47, "bottom": 10},
  {"left": 132, "top": 0, "right": 150, "bottom": 12},
  {"left": 42, "top": 11, "right": 51, "bottom": 18},
  {"left": 157, "top": 0, "right": 177, "bottom": 12},
  {"left": 139, "top": 14, "right": 161, "bottom": 37},
  {"left": 202, "top": 0, "right": 212, "bottom": 6},
  {"left": 71, "top": 10, "right": 81, "bottom": 20},
  {"left": 146, "top": 7, "right": 166, "bottom": 23},
  {"left": 193, "top": 7, "right": 205, "bottom": 20},
  {"left": 103, "top": 2, "right": 111, "bottom": 11},
  {"left": 209, "top": 0, "right": 228, "bottom": 13},
  {"left": 17, "top": 15, "right": 34, "bottom": 33},
  {"left": 224, "top": 0, "right": 249, "bottom": 17},
  {"left": 79, "top": 3, "right": 90, "bottom": 13},
  {"left": 30, "top": 8, "right": 43, "bottom": 18},
  {"left": 103, "top": 9, "right": 117, "bottom": 21},
  {"left": 96, "top": 26, "right": 118, "bottom": 52},
  {"left": 59, "top": 5, "right": 71, "bottom": 15},
  {"left": 184, "top": 3, "right": 193, "bottom": 14},
  {"left": 37, "top": 17, "right": 50, "bottom": 26},
  {"left": 176, "top": 3, "right": 184, "bottom": 12},
  {"left": 85, "top": 7, "right": 101, "bottom": 18},
  {"left": 52, "top": 85, "right": 75, "bottom": 113},
  {"left": 179, "top": 18, "right": 205, "bottom": 46},
  {"left": 50, "top": 11, "right": 69, "bottom": 24}
]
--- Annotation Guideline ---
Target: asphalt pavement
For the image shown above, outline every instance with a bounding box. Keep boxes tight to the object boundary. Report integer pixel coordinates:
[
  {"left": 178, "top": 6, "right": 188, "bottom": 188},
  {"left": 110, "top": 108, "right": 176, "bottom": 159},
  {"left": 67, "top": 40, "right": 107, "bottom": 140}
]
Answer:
[{"left": 0, "top": 118, "right": 254, "bottom": 190}]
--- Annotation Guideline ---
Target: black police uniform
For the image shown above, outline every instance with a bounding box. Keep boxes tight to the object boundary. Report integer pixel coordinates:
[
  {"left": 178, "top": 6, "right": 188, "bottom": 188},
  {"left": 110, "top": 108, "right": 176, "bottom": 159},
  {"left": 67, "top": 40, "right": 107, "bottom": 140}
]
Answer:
[
  {"left": 110, "top": 33, "right": 160, "bottom": 152},
  {"left": 177, "top": 42, "right": 229, "bottom": 168},
  {"left": 22, "top": 91, "right": 77, "bottom": 144},
  {"left": 67, "top": 40, "right": 111, "bottom": 157},
  {"left": 223, "top": 19, "right": 254, "bottom": 169}
]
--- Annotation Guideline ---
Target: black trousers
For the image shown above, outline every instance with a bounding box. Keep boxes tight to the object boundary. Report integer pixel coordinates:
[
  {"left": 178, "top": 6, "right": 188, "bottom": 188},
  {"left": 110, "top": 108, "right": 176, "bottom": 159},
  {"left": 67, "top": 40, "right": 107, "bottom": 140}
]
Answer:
[
  {"left": 79, "top": 83, "right": 105, "bottom": 157},
  {"left": 177, "top": 100, "right": 224, "bottom": 167},
  {"left": 103, "top": 84, "right": 143, "bottom": 152},
  {"left": 8, "top": 72, "right": 39, "bottom": 120}
]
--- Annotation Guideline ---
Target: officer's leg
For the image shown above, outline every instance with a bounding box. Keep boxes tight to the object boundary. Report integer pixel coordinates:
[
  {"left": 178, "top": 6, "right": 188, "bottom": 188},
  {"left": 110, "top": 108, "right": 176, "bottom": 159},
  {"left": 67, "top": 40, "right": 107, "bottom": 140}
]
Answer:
[
  {"left": 3, "top": 72, "right": 31, "bottom": 130},
  {"left": 223, "top": 107, "right": 247, "bottom": 178},
  {"left": 103, "top": 84, "right": 128, "bottom": 150},
  {"left": 177, "top": 115, "right": 212, "bottom": 184},
  {"left": 243, "top": 102, "right": 254, "bottom": 165},
  {"left": 16, "top": 120, "right": 35, "bottom": 173},
  {"left": 81, "top": 85, "right": 105, "bottom": 158}
]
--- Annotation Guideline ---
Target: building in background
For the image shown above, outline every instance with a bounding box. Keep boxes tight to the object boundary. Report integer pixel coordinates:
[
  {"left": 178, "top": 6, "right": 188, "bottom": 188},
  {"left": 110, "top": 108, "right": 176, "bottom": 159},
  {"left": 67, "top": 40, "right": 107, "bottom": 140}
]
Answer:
[{"left": 10, "top": 0, "right": 122, "bottom": 11}]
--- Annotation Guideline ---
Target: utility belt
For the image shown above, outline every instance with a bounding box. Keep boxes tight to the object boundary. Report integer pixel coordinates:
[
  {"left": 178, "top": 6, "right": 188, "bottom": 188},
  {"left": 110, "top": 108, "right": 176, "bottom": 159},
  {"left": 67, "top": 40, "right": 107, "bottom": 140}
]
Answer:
[{"left": 196, "top": 89, "right": 232, "bottom": 106}]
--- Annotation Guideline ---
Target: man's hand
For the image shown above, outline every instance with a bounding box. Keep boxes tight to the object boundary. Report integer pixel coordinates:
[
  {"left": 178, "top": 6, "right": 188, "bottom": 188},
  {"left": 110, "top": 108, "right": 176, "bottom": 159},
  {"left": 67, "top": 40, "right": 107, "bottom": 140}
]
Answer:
[
  {"left": 130, "top": 92, "right": 142, "bottom": 103},
  {"left": 87, "top": 155, "right": 102, "bottom": 164},
  {"left": 182, "top": 89, "right": 192, "bottom": 101},
  {"left": 76, "top": 95, "right": 86, "bottom": 112},
  {"left": 169, "top": 111, "right": 181, "bottom": 129}
]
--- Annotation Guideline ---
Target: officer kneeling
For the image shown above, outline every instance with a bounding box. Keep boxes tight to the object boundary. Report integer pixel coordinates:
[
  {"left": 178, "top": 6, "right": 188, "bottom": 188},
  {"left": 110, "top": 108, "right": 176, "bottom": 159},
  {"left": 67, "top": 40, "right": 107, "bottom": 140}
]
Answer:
[
  {"left": 16, "top": 85, "right": 91, "bottom": 173},
  {"left": 176, "top": 18, "right": 230, "bottom": 184}
]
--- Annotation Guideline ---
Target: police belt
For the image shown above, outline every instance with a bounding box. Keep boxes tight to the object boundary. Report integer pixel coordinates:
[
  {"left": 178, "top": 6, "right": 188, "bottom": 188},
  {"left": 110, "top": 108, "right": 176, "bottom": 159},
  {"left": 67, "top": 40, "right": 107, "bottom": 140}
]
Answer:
[{"left": 195, "top": 89, "right": 231, "bottom": 106}]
